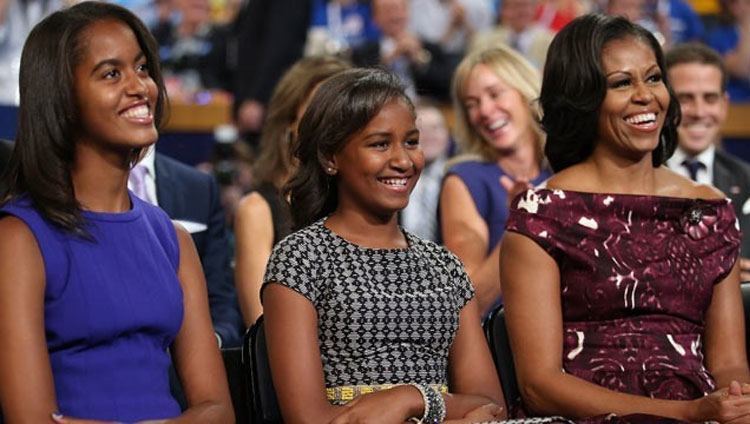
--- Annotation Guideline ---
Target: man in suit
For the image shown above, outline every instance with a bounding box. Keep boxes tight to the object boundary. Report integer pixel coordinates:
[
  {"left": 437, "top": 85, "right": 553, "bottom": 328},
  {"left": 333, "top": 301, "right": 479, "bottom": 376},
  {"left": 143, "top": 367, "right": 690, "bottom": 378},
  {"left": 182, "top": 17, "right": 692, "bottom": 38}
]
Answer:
[
  {"left": 351, "top": 0, "right": 460, "bottom": 102},
  {"left": 666, "top": 42, "right": 750, "bottom": 281},
  {"left": 129, "top": 148, "right": 242, "bottom": 347}
]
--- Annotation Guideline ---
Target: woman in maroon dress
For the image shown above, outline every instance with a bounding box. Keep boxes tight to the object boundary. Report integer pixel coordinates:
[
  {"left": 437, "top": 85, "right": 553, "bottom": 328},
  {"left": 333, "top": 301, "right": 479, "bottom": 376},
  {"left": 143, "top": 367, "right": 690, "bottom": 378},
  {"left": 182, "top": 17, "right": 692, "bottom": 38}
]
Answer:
[{"left": 500, "top": 14, "right": 750, "bottom": 423}]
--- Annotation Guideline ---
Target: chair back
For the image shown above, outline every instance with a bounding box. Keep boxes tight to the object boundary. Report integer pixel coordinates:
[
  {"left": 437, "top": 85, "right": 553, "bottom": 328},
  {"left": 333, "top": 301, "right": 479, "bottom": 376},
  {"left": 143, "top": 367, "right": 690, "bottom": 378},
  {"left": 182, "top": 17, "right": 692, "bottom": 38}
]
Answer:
[
  {"left": 222, "top": 346, "right": 251, "bottom": 423},
  {"left": 242, "top": 316, "right": 282, "bottom": 423},
  {"left": 742, "top": 283, "right": 750, "bottom": 366},
  {"left": 484, "top": 306, "right": 521, "bottom": 410}
]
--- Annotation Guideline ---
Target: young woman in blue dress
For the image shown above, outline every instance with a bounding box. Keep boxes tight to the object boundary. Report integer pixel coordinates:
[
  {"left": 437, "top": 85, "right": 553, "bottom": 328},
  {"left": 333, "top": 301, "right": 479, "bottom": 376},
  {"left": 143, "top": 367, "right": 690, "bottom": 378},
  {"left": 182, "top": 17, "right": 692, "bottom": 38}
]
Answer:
[{"left": 0, "top": 2, "right": 233, "bottom": 422}]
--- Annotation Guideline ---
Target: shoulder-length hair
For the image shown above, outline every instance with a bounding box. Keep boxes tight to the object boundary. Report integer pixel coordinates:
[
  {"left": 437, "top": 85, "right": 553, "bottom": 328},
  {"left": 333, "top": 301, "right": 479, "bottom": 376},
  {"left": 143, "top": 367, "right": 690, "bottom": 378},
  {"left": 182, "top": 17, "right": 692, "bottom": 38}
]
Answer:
[
  {"left": 285, "top": 68, "right": 413, "bottom": 230},
  {"left": 0, "top": 1, "right": 167, "bottom": 234},
  {"left": 540, "top": 14, "right": 680, "bottom": 173},
  {"left": 451, "top": 45, "right": 545, "bottom": 164},
  {"left": 254, "top": 56, "right": 350, "bottom": 189}
]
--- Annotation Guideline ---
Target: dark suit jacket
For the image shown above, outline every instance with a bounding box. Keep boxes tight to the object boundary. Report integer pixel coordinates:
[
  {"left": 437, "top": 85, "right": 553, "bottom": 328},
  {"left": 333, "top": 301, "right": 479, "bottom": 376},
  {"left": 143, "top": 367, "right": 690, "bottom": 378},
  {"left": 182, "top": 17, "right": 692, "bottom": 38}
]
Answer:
[
  {"left": 154, "top": 153, "right": 242, "bottom": 347},
  {"left": 232, "top": 0, "right": 311, "bottom": 110},
  {"left": 350, "top": 39, "right": 460, "bottom": 102},
  {"left": 713, "top": 149, "right": 750, "bottom": 258},
  {"left": 0, "top": 139, "right": 13, "bottom": 194}
]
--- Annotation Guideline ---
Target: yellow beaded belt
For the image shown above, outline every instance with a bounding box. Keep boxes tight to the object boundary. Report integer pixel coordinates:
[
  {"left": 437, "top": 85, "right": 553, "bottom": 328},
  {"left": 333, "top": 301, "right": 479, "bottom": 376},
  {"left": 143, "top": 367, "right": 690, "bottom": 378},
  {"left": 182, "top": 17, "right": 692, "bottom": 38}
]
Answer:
[{"left": 326, "top": 384, "right": 448, "bottom": 403}]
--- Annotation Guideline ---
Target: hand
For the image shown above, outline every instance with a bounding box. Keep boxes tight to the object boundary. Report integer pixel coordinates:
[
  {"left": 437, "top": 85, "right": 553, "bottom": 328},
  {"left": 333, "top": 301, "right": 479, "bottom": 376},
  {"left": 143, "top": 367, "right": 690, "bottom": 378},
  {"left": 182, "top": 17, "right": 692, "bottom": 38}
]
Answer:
[
  {"left": 449, "top": 1, "right": 467, "bottom": 29},
  {"left": 236, "top": 100, "right": 265, "bottom": 133},
  {"left": 51, "top": 414, "right": 116, "bottom": 424},
  {"left": 443, "top": 403, "right": 505, "bottom": 424},
  {"left": 739, "top": 258, "right": 750, "bottom": 282},
  {"left": 329, "top": 386, "right": 423, "bottom": 424},
  {"left": 690, "top": 381, "right": 750, "bottom": 423},
  {"left": 500, "top": 175, "right": 532, "bottom": 208}
]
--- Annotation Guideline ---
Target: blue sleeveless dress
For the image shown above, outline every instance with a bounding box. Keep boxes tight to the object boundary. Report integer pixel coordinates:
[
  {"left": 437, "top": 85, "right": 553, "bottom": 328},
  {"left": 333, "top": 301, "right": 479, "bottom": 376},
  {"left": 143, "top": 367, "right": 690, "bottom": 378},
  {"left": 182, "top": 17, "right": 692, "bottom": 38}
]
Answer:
[
  {"left": 0, "top": 193, "right": 183, "bottom": 421},
  {"left": 444, "top": 160, "right": 551, "bottom": 253}
]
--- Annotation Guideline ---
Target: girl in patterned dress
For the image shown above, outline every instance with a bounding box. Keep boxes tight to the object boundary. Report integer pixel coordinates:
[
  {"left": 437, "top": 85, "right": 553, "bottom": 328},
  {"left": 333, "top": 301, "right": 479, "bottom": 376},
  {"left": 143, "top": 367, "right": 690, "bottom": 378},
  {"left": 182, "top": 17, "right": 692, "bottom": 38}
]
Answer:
[
  {"left": 500, "top": 14, "right": 750, "bottom": 423},
  {"left": 260, "top": 68, "right": 507, "bottom": 423}
]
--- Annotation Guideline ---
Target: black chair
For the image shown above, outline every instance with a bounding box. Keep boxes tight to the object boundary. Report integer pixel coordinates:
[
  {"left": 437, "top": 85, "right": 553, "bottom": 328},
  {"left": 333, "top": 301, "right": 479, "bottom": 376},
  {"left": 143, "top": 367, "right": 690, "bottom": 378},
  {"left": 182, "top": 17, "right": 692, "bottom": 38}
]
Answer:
[
  {"left": 484, "top": 306, "right": 521, "bottom": 411},
  {"left": 221, "top": 346, "right": 251, "bottom": 424},
  {"left": 742, "top": 283, "right": 750, "bottom": 366},
  {"left": 242, "top": 316, "right": 282, "bottom": 423}
]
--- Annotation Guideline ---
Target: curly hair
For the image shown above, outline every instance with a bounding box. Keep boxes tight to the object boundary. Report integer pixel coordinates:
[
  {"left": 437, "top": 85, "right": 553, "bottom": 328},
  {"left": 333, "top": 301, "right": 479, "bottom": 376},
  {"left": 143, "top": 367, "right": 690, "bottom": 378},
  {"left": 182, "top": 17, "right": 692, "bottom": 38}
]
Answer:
[
  {"left": 540, "top": 14, "right": 680, "bottom": 173},
  {"left": 285, "top": 68, "right": 413, "bottom": 230}
]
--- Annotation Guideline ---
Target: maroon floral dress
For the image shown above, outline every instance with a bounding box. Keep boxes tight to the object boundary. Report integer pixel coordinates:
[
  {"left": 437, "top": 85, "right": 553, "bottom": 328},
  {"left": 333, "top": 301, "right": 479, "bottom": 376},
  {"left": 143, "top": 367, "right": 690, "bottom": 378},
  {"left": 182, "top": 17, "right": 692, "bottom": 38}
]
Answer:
[{"left": 505, "top": 188, "right": 741, "bottom": 421}]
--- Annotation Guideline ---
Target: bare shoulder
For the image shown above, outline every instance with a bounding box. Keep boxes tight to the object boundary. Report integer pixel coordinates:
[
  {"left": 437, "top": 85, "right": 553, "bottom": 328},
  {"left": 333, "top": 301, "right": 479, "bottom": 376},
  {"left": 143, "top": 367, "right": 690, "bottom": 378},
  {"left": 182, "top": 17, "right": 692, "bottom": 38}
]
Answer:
[
  {"left": 237, "top": 191, "right": 272, "bottom": 217},
  {"left": 171, "top": 221, "right": 195, "bottom": 248},
  {"left": 0, "top": 215, "right": 37, "bottom": 250},
  {"left": 656, "top": 167, "right": 725, "bottom": 200},
  {"left": 543, "top": 165, "right": 591, "bottom": 191}
]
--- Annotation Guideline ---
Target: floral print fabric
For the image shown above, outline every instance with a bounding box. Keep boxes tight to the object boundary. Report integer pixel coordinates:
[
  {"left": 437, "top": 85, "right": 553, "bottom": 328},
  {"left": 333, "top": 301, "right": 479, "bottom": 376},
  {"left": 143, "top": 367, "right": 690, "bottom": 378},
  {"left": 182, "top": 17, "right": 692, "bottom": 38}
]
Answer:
[{"left": 506, "top": 189, "right": 741, "bottom": 409}]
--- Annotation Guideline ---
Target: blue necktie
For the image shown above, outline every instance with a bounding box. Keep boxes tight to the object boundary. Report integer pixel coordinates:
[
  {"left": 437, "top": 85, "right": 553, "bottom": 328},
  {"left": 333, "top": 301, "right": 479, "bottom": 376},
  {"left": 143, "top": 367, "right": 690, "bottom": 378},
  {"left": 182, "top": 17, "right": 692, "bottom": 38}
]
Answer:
[{"left": 681, "top": 159, "right": 705, "bottom": 182}]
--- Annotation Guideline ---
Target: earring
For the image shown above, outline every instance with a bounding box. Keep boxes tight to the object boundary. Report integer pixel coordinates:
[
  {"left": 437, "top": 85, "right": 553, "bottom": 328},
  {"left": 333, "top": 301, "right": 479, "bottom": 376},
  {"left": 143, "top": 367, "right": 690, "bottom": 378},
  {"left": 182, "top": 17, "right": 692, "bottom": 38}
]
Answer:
[{"left": 326, "top": 167, "right": 337, "bottom": 175}]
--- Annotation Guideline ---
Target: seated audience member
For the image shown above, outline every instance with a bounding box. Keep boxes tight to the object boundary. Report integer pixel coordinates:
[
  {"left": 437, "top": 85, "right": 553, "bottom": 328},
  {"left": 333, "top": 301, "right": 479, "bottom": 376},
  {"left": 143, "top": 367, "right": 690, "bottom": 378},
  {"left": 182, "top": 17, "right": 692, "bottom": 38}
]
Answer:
[
  {"left": 130, "top": 148, "right": 243, "bottom": 347},
  {"left": 604, "top": 0, "right": 704, "bottom": 45},
  {"left": 409, "top": 0, "right": 495, "bottom": 54},
  {"left": 666, "top": 42, "right": 750, "bottom": 282},
  {"left": 0, "top": 3, "right": 232, "bottom": 422},
  {"left": 471, "top": 0, "right": 555, "bottom": 69},
  {"left": 351, "top": 0, "right": 460, "bottom": 101},
  {"left": 232, "top": 0, "right": 311, "bottom": 141},
  {"left": 440, "top": 45, "right": 551, "bottom": 317},
  {"left": 151, "top": 0, "right": 232, "bottom": 96},
  {"left": 534, "top": 0, "right": 588, "bottom": 32},
  {"left": 400, "top": 101, "right": 453, "bottom": 241},
  {"left": 262, "top": 68, "right": 506, "bottom": 423},
  {"left": 305, "top": 0, "right": 380, "bottom": 56},
  {"left": 234, "top": 56, "right": 350, "bottom": 327},
  {"left": 704, "top": 0, "right": 750, "bottom": 102},
  {"left": 501, "top": 14, "right": 750, "bottom": 420},
  {"left": 0, "top": 0, "right": 60, "bottom": 105}
]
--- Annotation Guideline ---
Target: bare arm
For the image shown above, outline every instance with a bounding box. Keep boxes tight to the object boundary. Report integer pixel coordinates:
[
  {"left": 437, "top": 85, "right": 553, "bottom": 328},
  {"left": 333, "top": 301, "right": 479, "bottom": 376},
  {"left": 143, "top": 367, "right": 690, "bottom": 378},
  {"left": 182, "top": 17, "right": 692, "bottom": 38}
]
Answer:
[
  {"left": 440, "top": 175, "right": 501, "bottom": 316},
  {"left": 263, "top": 283, "right": 343, "bottom": 424},
  {"left": 446, "top": 298, "right": 507, "bottom": 420},
  {"left": 170, "top": 225, "right": 234, "bottom": 423},
  {"left": 500, "top": 232, "right": 750, "bottom": 422},
  {"left": 0, "top": 216, "right": 59, "bottom": 423},
  {"left": 704, "top": 261, "right": 750, "bottom": 387},
  {"left": 234, "top": 193, "right": 275, "bottom": 327}
]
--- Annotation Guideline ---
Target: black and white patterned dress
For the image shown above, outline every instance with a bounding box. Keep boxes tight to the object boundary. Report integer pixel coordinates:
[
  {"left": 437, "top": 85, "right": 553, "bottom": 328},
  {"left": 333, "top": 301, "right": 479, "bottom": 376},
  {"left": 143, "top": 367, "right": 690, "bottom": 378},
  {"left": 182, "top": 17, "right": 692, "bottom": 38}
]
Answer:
[{"left": 263, "top": 219, "right": 474, "bottom": 391}]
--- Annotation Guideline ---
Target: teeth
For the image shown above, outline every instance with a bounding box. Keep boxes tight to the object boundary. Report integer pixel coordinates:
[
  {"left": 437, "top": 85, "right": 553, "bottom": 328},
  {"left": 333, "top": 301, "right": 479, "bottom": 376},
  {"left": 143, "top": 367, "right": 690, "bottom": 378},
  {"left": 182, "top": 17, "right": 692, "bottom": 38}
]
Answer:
[
  {"left": 488, "top": 119, "right": 508, "bottom": 131},
  {"left": 625, "top": 113, "right": 655, "bottom": 125},
  {"left": 122, "top": 105, "right": 150, "bottom": 119},
  {"left": 380, "top": 178, "right": 407, "bottom": 186}
]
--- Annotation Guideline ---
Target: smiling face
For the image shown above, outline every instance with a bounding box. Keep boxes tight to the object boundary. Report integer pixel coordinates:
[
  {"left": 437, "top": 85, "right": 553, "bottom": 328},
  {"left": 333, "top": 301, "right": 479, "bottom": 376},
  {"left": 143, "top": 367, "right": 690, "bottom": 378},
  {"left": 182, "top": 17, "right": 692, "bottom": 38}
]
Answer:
[
  {"left": 330, "top": 98, "right": 424, "bottom": 220},
  {"left": 596, "top": 36, "right": 670, "bottom": 163},
  {"left": 669, "top": 62, "right": 727, "bottom": 156},
  {"left": 73, "top": 19, "right": 158, "bottom": 154},
  {"left": 462, "top": 63, "right": 535, "bottom": 154}
]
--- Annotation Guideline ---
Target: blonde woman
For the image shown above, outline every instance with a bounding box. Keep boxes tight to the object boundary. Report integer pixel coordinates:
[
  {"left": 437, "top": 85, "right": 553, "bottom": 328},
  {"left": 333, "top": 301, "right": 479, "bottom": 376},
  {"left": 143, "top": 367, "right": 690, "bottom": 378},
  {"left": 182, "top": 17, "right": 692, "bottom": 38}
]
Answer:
[
  {"left": 234, "top": 56, "right": 349, "bottom": 327},
  {"left": 439, "top": 46, "right": 550, "bottom": 317}
]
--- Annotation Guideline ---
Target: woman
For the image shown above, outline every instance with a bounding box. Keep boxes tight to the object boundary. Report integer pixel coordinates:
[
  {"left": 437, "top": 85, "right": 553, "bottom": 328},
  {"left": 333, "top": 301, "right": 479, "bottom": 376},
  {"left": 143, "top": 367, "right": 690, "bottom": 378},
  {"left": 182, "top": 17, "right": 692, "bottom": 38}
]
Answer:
[
  {"left": 501, "top": 14, "right": 750, "bottom": 421},
  {"left": 262, "top": 68, "right": 506, "bottom": 423},
  {"left": 440, "top": 45, "right": 550, "bottom": 316},
  {"left": 0, "top": 3, "right": 233, "bottom": 422},
  {"left": 234, "top": 56, "right": 349, "bottom": 327}
]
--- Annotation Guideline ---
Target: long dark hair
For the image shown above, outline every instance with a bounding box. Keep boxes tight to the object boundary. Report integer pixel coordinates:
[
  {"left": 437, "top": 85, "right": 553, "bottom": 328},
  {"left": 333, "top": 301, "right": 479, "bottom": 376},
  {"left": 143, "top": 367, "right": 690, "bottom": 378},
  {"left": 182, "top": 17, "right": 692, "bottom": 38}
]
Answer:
[
  {"left": 285, "top": 68, "right": 413, "bottom": 230},
  {"left": 254, "top": 56, "right": 350, "bottom": 189},
  {"left": 0, "top": 1, "right": 167, "bottom": 234},
  {"left": 540, "top": 14, "right": 680, "bottom": 172}
]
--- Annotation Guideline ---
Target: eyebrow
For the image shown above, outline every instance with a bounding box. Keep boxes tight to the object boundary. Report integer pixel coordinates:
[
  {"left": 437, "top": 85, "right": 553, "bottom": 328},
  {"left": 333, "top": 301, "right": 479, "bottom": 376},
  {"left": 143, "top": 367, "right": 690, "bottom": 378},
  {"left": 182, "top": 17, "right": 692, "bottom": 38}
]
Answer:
[
  {"left": 89, "top": 51, "right": 146, "bottom": 76},
  {"left": 605, "top": 64, "right": 660, "bottom": 78},
  {"left": 363, "top": 128, "right": 420, "bottom": 139}
]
